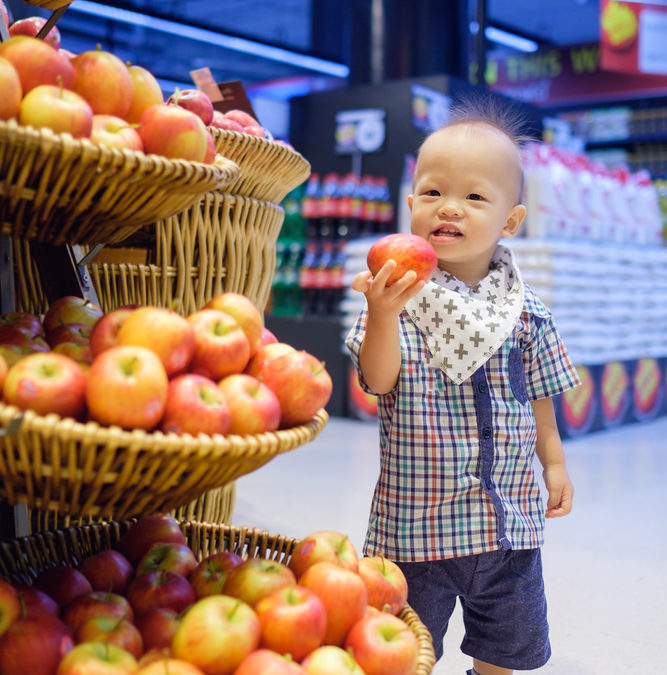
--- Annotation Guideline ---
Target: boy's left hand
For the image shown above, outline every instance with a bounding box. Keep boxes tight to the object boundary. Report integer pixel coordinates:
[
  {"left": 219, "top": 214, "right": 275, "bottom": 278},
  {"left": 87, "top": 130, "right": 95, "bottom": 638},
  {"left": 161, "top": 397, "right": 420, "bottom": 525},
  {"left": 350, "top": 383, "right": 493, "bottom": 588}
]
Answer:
[{"left": 542, "top": 463, "right": 573, "bottom": 518}]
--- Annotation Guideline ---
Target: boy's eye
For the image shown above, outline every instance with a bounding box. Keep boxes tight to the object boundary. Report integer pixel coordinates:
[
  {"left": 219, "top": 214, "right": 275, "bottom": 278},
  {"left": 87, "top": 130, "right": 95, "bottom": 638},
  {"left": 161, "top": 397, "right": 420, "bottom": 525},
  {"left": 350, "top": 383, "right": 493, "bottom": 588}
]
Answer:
[
  {"left": 467, "top": 193, "right": 483, "bottom": 201},
  {"left": 425, "top": 189, "right": 440, "bottom": 197}
]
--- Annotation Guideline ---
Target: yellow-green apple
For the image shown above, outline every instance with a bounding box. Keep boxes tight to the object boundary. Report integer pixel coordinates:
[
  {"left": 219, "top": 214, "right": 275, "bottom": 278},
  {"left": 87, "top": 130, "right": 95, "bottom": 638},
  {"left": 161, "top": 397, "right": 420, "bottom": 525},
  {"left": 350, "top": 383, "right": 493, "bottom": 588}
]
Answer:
[
  {"left": 234, "top": 649, "right": 306, "bottom": 675},
  {"left": 44, "top": 297, "right": 104, "bottom": 334},
  {"left": 136, "top": 542, "right": 197, "bottom": 578},
  {"left": 288, "top": 530, "right": 359, "bottom": 579},
  {"left": 0, "top": 579, "right": 20, "bottom": 635},
  {"left": 160, "top": 373, "right": 231, "bottom": 437},
  {"left": 187, "top": 308, "right": 251, "bottom": 380},
  {"left": 13, "top": 585, "right": 59, "bottom": 619},
  {"left": 3, "top": 352, "right": 87, "bottom": 418},
  {"left": 257, "top": 350, "right": 332, "bottom": 427},
  {"left": 366, "top": 233, "right": 437, "bottom": 286},
  {"left": 244, "top": 342, "right": 295, "bottom": 378},
  {"left": 46, "top": 322, "right": 92, "bottom": 347},
  {"left": 126, "top": 570, "right": 195, "bottom": 616},
  {"left": 85, "top": 345, "right": 168, "bottom": 430},
  {"left": 0, "top": 36, "right": 74, "bottom": 93},
  {"left": 134, "top": 607, "right": 180, "bottom": 652},
  {"left": 139, "top": 103, "right": 210, "bottom": 163},
  {"left": 0, "top": 352, "right": 8, "bottom": 392},
  {"left": 357, "top": 556, "right": 408, "bottom": 615},
  {"left": 116, "top": 306, "right": 195, "bottom": 377},
  {"left": 0, "top": 312, "right": 44, "bottom": 338},
  {"left": 89, "top": 306, "right": 138, "bottom": 358},
  {"left": 33, "top": 564, "right": 93, "bottom": 607},
  {"left": 222, "top": 558, "right": 296, "bottom": 609},
  {"left": 0, "top": 614, "right": 74, "bottom": 675},
  {"left": 210, "top": 111, "right": 244, "bottom": 132},
  {"left": 188, "top": 551, "right": 243, "bottom": 599},
  {"left": 52, "top": 341, "right": 93, "bottom": 366},
  {"left": 0, "top": 56, "right": 21, "bottom": 120},
  {"left": 117, "top": 513, "right": 187, "bottom": 565},
  {"left": 344, "top": 611, "right": 418, "bottom": 675},
  {"left": 9, "top": 16, "right": 61, "bottom": 48},
  {"left": 91, "top": 114, "right": 144, "bottom": 152},
  {"left": 301, "top": 645, "right": 366, "bottom": 675},
  {"left": 125, "top": 64, "right": 164, "bottom": 124},
  {"left": 223, "top": 110, "right": 259, "bottom": 128},
  {"left": 167, "top": 88, "right": 214, "bottom": 126},
  {"left": 74, "top": 616, "right": 143, "bottom": 659},
  {"left": 78, "top": 550, "right": 134, "bottom": 595},
  {"left": 19, "top": 83, "right": 93, "bottom": 138},
  {"left": 204, "top": 292, "right": 264, "bottom": 358},
  {"left": 136, "top": 659, "right": 206, "bottom": 675},
  {"left": 171, "top": 594, "right": 261, "bottom": 674},
  {"left": 56, "top": 641, "right": 138, "bottom": 674},
  {"left": 61, "top": 591, "right": 133, "bottom": 634},
  {"left": 259, "top": 327, "right": 279, "bottom": 347},
  {"left": 71, "top": 47, "right": 133, "bottom": 118},
  {"left": 217, "top": 373, "right": 281, "bottom": 435},
  {"left": 0, "top": 344, "right": 27, "bottom": 368},
  {"left": 255, "top": 585, "right": 326, "bottom": 660},
  {"left": 299, "top": 562, "right": 368, "bottom": 646}
]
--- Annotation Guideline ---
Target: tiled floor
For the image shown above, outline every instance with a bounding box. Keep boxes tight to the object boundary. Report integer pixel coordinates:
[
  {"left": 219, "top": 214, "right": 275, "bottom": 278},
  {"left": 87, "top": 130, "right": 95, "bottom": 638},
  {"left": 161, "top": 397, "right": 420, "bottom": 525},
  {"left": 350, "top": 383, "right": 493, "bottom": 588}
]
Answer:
[{"left": 231, "top": 414, "right": 667, "bottom": 674}]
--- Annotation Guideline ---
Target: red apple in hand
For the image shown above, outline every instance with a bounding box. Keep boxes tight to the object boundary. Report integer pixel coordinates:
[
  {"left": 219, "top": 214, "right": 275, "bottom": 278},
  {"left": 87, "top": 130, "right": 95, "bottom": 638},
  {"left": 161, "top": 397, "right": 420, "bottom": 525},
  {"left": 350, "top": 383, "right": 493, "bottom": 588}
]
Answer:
[
  {"left": 78, "top": 550, "right": 134, "bottom": 595},
  {"left": 89, "top": 306, "right": 137, "bottom": 358},
  {"left": 366, "top": 233, "right": 437, "bottom": 286},
  {"left": 34, "top": 564, "right": 93, "bottom": 607},
  {"left": 56, "top": 641, "right": 138, "bottom": 674},
  {"left": 167, "top": 88, "right": 214, "bottom": 126},
  {"left": 9, "top": 16, "right": 61, "bottom": 49},
  {"left": 0, "top": 579, "right": 20, "bottom": 635},
  {"left": 0, "top": 56, "right": 21, "bottom": 121},
  {"left": 222, "top": 558, "right": 296, "bottom": 608},
  {"left": 91, "top": 114, "right": 144, "bottom": 152},
  {"left": 189, "top": 551, "right": 243, "bottom": 599},
  {"left": 136, "top": 542, "right": 197, "bottom": 578},
  {"left": 19, "top": 84, "right": 93, "bottom": 139},
  {"left": 117, "top": 513, "right": 186, "bottom": 565},
  {"left": 126, "top": 63, "right": 164, "bottom": 124},
  {"left": 217, "top": 373, "right": 281, "bottom": 435},
  {"left": 288, "top": 530, "right": 359, "bottom": 579},
  {"left": 357, "top": 556, "right": 408, "bottom": 615},
  {"left": 204, "top": 292, "right": 264, "bottom": 357},
  {"left": 301, "top": 645, "right": 366, "bottom": 675}
]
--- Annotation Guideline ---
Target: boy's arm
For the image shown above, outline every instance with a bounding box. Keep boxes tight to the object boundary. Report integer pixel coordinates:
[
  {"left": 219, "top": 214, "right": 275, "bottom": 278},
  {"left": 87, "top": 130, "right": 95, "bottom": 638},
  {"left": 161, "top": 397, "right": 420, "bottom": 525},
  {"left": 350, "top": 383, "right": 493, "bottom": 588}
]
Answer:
[{"left": 530, "top": 396, "right": 573, "bottom": 518}]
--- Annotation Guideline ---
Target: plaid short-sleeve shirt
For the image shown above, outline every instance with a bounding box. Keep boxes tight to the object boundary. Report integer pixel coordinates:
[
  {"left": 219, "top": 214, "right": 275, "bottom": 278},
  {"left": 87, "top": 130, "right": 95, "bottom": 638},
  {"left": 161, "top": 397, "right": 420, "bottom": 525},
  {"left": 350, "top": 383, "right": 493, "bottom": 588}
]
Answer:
[{"left": 345, "top": 283, "right": 581, "bottom": 561}]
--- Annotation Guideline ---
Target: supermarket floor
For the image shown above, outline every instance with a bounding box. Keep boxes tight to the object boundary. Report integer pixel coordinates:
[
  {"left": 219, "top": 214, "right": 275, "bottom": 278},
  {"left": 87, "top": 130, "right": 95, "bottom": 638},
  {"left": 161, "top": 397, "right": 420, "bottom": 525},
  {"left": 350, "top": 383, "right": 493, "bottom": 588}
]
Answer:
[{"left": 231, "top": 414, "right": 667, "bottom": 675}]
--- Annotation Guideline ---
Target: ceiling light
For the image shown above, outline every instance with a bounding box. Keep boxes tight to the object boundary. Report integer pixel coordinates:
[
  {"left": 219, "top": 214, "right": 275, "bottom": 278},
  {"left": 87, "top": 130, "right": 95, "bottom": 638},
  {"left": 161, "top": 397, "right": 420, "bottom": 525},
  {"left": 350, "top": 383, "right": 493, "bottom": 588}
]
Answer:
[{"left": 484, "top": 26, "right": 539, "bottom": 52}]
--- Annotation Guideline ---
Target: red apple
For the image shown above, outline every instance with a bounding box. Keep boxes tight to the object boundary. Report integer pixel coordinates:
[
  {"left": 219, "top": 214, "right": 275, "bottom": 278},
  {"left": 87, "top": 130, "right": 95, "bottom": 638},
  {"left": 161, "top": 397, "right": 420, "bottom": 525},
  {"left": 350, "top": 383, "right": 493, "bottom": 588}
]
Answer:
[
  {"left": 288, "top": 531, "right": 359, "bottom": 579},
  {"left": 0, "top": 325, "right": 49, "bottom": 352},
  {"left": 44, "top": 297, "right": 103, "bottom": 334},
  {"left": 56, "top": 641, "right": 138, "bottom": 674},
  {"left": 139, "top": 103, "right": 209, "bottom": 163},
  {"left": 224, "top": 109, "right": 259, "bottom": 128},
  {"left": 204, "top": 129, "right": 216, "bottom": 163},
  {"left": 0, "top": 312, "right": 44, "bottom": 338},
  {"left": 366, "top": 233, "right": 437, "bottom": 286},
  {"left": 19, "top": 83, "right": 93, "bottom": 139},
  {"left": 222, "top": 558, "right": 296, "bottom": 609},
  {"left": 0, "top": 36, "right": 74, "bottom": 94},
  {"left": 301, "top": 645, "right": 366, "bottom": 675},
  {"left": 171, "top": 594, "right": 261, "bottom": 674},
  {"left": 0, "top": 614, "right": 73, "bottom": 675},
  {"left": 74, "top": 615, "right": 143, "bottom": 659},
  {"left": 344, "top": 612, "right": 418, "bottom": 675},
  {"left": 116, "top": 306, "right": 195, "bottom": 377},
  {"left": 187, "top": 308, "right": 251, "bottom": 380},
  {"left": 243, "top": 124, "right": 266, "bottom": 138},
  {"left": 89, "top": 306, "right": 137, "bottom": 358},
  {"left": 0, "top": 56, "right": 21, "bottom": 121},
  {"left": 91, "top": 114, "right": 144, "bottom": 152},
  {"left": 234, "top": 649, "right": 306, "bottom": 675},
  {"left": 126, "top": 64, "right": 164, "bottom": 124},
  {"left": 257, "top": 350, "right": 332, "bottom": 427},
  {"left": 204, "top": 292, "right": 264, "bottom": 358},
  {"left": 188, "top": 551, "right": 243, "bottom": 599},
  {"left": 9, "top": 16, "right": 61, "bottom": 49},
  {"left": 244, "top": 342, "right": 295, "bottom": 378},
  {"left": 46, "top": 322, "right": 92, "bottom": 348},
  {"left": 217, "top": 373, "right": 281, "bottom": 435},
  {"left": 209, "top": 111, "right": 244, "bottom": 133},
  {"left": 299, "top": 562, "right": 368, "bottom": 647},
  {"left": 52, "top": 341, "right": 93, "bottom": 365},
  {"left": 134, "top": 607, "right": 180, "bottom": 652},
  {"left": 117, "top": 514, "right": 187, "bottom": 565},
  {"left": 259, "top": 327, "right": 279, "bottom": 347},
  {"left": 167, "top": 88, "right": 214, "bottom": 126},
  {"left": 71, "top": 48, "right": 133, "bottom": 118},
  {"left": 13, "top": 585, "right": 59, "bottom": 619},
  {"left": 0, "top": 579, "right": 20, "bottom": 635},
  {"left": 127, "top": 570, "right": 195, "bottom": 617},
  {"left": 136, "top": 659, "right": 205, "bottom": 675},
  {"left": 136, "top": 542, "right": 197, "bottom": 578},
  {"left": 61, "top": 590, "right": 133, "bottom": 634},
  {"left": 357, "top": 556, "right": 408, "bottom": 615},
  {"left": 78, "top": 550, "right": 134, "bottom": 595},
  {"left": 85, "top": 345, "right": 168, "bottom": 430},
  {"left": 0, "top": 344, "right": 28, "bottom": 368},
  {"left": 160, "top": 373, "right": 231, "bottom": 437},
  {"left": 33, "top": 564, "right": 93, "bottom": 607},
  {"left": 255, "top": 585, "right": 326, "bottom": 660},
  {"left": 3, "top": 352, "right": 87, "bottom": 418}
]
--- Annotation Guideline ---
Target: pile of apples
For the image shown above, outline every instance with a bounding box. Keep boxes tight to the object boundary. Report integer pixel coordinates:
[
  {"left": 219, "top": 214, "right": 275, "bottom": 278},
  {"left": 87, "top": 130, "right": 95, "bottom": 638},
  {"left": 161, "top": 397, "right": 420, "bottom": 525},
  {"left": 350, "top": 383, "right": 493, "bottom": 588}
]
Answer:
[
  {"left": 0, "top": 514, "right": 420, "bottom": 675},
  {"left": 0, "top": 5, "right": 281, "bottom": 163},
  {"left": 0, "top": 293, "right": 332, "bottom": 434}
]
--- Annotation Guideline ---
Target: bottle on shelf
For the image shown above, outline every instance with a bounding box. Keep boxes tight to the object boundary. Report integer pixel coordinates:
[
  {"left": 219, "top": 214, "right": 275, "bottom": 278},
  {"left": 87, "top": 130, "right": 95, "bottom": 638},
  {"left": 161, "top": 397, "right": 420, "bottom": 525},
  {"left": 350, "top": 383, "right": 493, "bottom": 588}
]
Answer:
[
  {"left": 301, "top": 173, "right": 322, "bottom": 241},
  {"left": 299, "top": 239, "right": 320, "bottom": 315},
  {"left": 358, "top": 175, "right": 377, "bottom": 236}
]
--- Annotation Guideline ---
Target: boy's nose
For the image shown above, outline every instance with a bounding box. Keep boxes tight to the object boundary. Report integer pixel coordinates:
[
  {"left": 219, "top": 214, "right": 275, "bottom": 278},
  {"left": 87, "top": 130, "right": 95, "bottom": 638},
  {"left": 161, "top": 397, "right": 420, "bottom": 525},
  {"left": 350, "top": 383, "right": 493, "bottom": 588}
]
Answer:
[{"left": 438, "top": 199, "right": 462, "bottom": 217}]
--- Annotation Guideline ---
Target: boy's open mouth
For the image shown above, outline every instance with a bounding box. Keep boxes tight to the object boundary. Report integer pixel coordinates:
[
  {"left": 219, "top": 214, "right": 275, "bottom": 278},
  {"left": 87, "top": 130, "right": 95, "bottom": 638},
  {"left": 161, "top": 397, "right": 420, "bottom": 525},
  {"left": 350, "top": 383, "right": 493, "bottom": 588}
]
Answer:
[{"left": 432, "top": 227, "right": 462, "bottom": 237}]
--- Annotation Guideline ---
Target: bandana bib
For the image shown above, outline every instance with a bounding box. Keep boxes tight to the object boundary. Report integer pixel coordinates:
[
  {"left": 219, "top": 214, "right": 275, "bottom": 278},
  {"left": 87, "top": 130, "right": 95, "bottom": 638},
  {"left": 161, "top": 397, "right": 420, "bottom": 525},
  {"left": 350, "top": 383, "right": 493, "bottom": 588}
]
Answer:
[{"left": 405, "top": 245, "right": 524, "bottom": 384}]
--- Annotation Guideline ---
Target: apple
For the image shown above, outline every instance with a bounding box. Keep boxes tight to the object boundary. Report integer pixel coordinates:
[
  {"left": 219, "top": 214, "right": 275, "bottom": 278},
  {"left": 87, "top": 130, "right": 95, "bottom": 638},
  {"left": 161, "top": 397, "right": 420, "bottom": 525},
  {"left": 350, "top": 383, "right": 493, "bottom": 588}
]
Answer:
[
  {"left": 46, "top": 322, "right": 92, "bottom": 348},
  {"left": 136, "top": 659, "right": 206, "bottom": 675},
  {"left": 116, "top": 306, "right": 194, "bottom": 378},
  {"left": 160, "top": 373, "right": 231, "bottom": 437},
  {"left": 222, "top": 558, "right": 296, "bottom": 609},
  {"left": 288, "top": 531, "right": 360, "bottom": 579},
  {"left": 139, "top": 103, "right": 210, "bottom": 163},
  {"left": 134, "top": 607, "right": 180, "bottom": 652},
  {"left": 19, "top": 84, "right": 93, "bottom": 139},
  {"left": 75, "top": 615, "right": 143, "bottom": 659},
  {"left": 0, "top": 324, "right": 49, "bottom": 350},
  {"left": 357, "top": 556, "right": 408, "bottom": 615},
  {"left": 71, "top": 48, "right": 133, "bottom": 118},
  {"left": 127, "top": 570, "right": 196, "bottom": 616},
  {"left": 91, "top": 114, "right": 144, "bottom": 152},
  {"left": 52, "top": 341, "right": 93, "bottom": 365},
  {"left": 117, "top": 513, "right": 187, "bottom": 565},
  {"left": 366, "top": 233, "right": 437, "bottom": 286},
  {"left": 167, "top": 88, "right": 214, "bottom": 126},
  {"left": 255, "top": 585, "right": 326, "bottom": 660},
  {"left": 171, "top": 594, "right": 261, "bottom": 674},
  {"left": 244, "top": 342, "right": 295, "bottom": 378},
  {"left": 3, "top": 352, "right": 87, "bottom": 418},
  {"left": 9, "top": 16, "right": 61, "bottom": 49},
  {"left": 0, "top": 344, "right": 28, "bottom": 368},
  {"left": 0, "top": 56, "right": 21, "bottom": 121},
  {"left": 85, "top": 345, "right": 168, "bottom": 431},
  {"left": 204, "top": 292, "right": 264, "bottom": 358},
  {"left": 55, "top": 641, "right": 138, "bottom": 674},
  {"left": 217, "top": 373, "right": 281, "bottom": 435},
  {"left": 44, "top": 297, "right": 104, "bottom": 334},
  {"left": 126, "top": 64, "right": 164, "bottom": 124},
  {"left": 299, "top": 562, "right": 368, "bottom": 647},
  {"left": 0, "top": 614, "right": 74, "bottom": 675},
  {"left": 0, "top": 579, "right": 20, "bottom": 635},
  {"left": 234, "top": 649, "right": 306, "bottom": 675},
  {"left": 33, "top": 565, "right": 93, "bottom": 607},
  {"left": 259, "top": 327, "right": 279, "bottom": 347},
  {"left": 136, "top": 542, "right": 198, "bottom": 578},
  {"left": 14, "top": 585, "right": 60, "bottom": 619},
  {"left": 204, "top": 129, "right": 216, "bottom": 163},
  {"left": 61, "top": 590, "right": 133, "bottom": 634},
  {"left": 0, "top": 312, "right": 44, "bottom": 338},
  {"left": 257, "top": 350, "right": 332, "bottom": 427},
  {"left": 188, "top": 551, "right": 243, "bottom": 599},
  {"left": 209, "top": 111, "right": 243, "bottom": 133},
  {"left": 78, "top": 550, "right": 134, "bottom": 595},
  {"left": 243, "top": 125, "right": 267, "bottom": 138},
  {"left": 224, "top": 109, "right": 260, "bottom": 128},
  {"left": 187, "top": 308, "right": 251, "bottom": 380},
  {"left": 344, "top": 612, "right": 418, "bottom": 675},
  {"left": 0, "top": 36, "right": 74, "bottom": 94},
  {"left": 89, "top": 306, "right": 138, "bottom": 358},
  {"left": 301, "top": 645, "right": 366, "bottom": 675}
]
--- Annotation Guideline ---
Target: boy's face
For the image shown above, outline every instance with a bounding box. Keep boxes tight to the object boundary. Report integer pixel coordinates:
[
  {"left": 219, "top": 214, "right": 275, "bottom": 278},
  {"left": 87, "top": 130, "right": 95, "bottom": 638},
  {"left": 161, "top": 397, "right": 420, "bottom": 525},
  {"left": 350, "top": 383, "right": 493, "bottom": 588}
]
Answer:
[{"left": 408, "top": 122, "right": 526, "bottom": 285}]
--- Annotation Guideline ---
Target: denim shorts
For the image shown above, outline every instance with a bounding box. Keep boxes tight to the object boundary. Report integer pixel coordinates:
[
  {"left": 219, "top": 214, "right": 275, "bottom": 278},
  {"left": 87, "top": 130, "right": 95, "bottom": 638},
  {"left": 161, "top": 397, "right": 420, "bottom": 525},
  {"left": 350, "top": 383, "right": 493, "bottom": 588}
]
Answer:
[{"left": 396, "top": 548, "right": 551, "bottom": 670}]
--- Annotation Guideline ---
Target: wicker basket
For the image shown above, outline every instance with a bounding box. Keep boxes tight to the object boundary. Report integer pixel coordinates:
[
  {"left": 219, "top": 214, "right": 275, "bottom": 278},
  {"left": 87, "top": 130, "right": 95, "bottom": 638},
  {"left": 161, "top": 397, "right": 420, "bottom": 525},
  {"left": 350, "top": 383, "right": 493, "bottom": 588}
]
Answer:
[
  {"left": 0, "top": 520, "right": 436, "bottom": 674},
  {"left": 0, "top": 119, "right": 239, "bottom": 246},
  {"left": 0, "top": 404, "right": 328, "bottom": 521}
]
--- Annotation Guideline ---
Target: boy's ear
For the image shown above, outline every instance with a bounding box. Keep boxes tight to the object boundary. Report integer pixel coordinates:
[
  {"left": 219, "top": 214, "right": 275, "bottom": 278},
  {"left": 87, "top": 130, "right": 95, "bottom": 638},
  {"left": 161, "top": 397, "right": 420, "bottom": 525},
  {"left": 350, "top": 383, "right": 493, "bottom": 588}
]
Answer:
[
  {"left": 501, "top": 204, "right": 526, "bottom": 239},
  {"left": 407, "top": 194, "right": 414, "bottom": 211}
]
